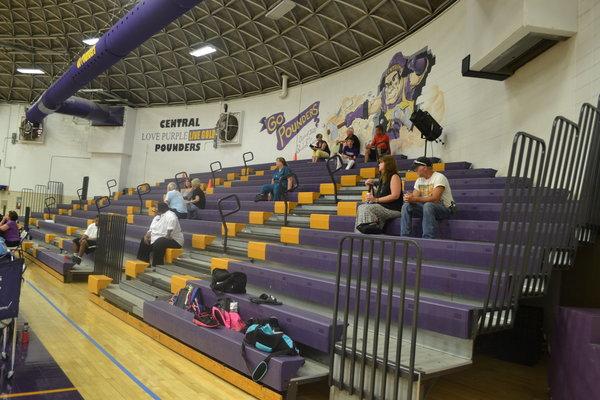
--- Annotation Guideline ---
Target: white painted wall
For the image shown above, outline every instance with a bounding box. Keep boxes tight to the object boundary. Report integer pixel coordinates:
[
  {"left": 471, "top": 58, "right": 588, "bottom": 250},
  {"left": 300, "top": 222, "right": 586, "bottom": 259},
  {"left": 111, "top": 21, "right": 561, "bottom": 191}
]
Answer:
[{"left": 2, "top": 0, "right": 600, "bottom": 193}]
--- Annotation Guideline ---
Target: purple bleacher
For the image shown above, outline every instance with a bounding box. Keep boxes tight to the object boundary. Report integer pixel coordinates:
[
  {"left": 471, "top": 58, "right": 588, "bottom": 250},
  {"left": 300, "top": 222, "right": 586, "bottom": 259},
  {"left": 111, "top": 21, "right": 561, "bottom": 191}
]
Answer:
[
  {"left": 143, "top": 300, "right": 305, "bottom": 391},
  {"left": 37, "top": 220, "right": 68, "bottom": 235},
  {"left": 189, "top": 280, "right": 341, "bottom": 353},
  {"left": 550, "top": 307, "right": 600, "bottom": 400},
  {"left": 36, "top": 249, "right": 73, "bottom": 275},
  {"left": 54, "top": 215, "right": 89, "bottom": 228},
  {"left": 226, "top": 260, "right": 477, "bottom": 338}
]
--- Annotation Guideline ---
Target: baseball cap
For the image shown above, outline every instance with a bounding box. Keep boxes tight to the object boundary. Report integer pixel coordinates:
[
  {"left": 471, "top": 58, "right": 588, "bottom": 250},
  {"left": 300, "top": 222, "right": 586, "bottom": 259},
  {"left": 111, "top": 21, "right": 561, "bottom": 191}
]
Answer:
[{"left": 412, "top": 156, "right": 433, "bottom": 170}]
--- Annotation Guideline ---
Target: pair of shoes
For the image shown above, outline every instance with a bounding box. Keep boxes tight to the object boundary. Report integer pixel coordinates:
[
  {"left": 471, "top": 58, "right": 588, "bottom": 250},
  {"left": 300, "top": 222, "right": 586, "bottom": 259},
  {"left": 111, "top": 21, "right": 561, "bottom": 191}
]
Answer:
[
  {"left": 250, "top": 293, "right": 282, "bottom": 305},
  {"left": 71, "top": 254, "right": 82, "bottom": 265}
]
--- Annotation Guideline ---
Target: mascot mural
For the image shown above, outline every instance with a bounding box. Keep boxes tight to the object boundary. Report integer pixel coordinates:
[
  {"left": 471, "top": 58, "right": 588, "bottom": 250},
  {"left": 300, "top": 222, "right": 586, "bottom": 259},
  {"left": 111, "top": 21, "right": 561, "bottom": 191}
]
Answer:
[{"left": 327, "top": 47, "right": 442, "bottom": 154}]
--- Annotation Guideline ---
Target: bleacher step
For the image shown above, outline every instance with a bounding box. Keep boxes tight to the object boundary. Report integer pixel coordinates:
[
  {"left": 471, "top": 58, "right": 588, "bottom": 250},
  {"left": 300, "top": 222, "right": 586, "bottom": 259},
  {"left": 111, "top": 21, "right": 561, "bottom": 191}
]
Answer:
[
  {"left": 101, "top": 285, "right": 145, "bottom": 317},
  {"left": 138, "top": 271, "right": 173, "bottom": 293},
  {"left": 120, "top": 280, "right": 172, "bottom": 302}
]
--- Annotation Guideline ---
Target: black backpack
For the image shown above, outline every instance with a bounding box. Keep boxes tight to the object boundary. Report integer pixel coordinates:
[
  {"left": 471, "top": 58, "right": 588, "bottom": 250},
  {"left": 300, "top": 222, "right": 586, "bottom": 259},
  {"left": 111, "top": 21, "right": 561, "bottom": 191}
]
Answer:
[{"left": 210, "top": 268, "right": 247, "bottom": 294}]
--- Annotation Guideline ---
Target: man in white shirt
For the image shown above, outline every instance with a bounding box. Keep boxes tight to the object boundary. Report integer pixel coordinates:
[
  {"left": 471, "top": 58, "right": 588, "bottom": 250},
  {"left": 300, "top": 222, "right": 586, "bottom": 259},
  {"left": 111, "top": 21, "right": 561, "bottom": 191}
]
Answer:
[
  {"left": 137, "top": 202, "right": 184, "bottom": 266},
  {"left": 72, "top": 216, "right": 98, "bottom": 264},
  {"left": 400, "top": 157, "right": 455, "bottom": 239}
]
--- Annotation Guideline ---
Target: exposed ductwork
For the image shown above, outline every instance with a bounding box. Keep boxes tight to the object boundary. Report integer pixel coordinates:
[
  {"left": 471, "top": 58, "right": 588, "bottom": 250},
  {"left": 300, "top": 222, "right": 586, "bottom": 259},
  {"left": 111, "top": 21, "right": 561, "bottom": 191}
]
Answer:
[
  {"left": 23, "top": 0, "right": 201, "bottom": 129},
  {"left": 279, "top": 74, "right": 289, "bottom": 99}
]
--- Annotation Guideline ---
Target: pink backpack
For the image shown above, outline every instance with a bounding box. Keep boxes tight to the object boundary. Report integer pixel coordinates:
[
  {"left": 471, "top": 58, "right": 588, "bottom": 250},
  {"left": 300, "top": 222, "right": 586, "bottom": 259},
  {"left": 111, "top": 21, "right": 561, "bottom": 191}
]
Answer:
[{"left": 211, "top": 300, "right": 246, "bottom": 332}]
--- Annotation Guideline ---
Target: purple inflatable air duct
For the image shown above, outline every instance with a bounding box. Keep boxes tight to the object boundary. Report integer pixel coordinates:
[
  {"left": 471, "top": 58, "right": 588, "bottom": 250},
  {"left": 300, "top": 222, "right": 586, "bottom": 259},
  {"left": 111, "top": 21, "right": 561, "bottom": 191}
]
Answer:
[{"left": 23, "top": 0, "right": 201, "bottom": 128}]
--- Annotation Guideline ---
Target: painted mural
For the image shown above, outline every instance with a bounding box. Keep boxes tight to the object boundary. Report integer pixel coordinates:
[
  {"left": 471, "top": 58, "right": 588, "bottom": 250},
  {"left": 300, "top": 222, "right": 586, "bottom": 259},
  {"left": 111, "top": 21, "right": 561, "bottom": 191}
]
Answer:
[
  {"left": 325, "top": 47, "right": 443, "bottom": 154},
  {"left": 259, "top": 101, "right": 320, "bottom": 150}
]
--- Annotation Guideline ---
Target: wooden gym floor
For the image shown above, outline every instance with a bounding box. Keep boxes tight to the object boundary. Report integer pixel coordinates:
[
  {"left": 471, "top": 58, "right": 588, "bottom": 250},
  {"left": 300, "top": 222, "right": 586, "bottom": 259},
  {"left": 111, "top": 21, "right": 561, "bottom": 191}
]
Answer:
[{"left": 20, "top": 263, "right": 549, "bottom": 400}]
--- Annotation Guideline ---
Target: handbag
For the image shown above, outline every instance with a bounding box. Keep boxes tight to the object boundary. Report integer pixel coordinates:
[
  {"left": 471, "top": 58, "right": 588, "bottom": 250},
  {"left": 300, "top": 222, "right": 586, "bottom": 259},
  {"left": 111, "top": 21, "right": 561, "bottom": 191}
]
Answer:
[{"left": 210, "top": 268, "right": 247, "bottom": 294}]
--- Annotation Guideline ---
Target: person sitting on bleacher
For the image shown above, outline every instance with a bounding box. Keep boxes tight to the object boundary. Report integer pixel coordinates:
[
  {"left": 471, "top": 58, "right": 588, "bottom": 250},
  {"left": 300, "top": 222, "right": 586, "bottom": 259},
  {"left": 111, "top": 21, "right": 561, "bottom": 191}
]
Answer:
[
  {"left": 336, "top": 127, "right": 361, "bottom": 155},
  {"left": 181, "top": 178, "right": 193, "bottom": 199},
  {"left": 164, "top": 182, "right": 188, "bottom": 219},
  {"left": 0, "top": 211, "right": 21, "bottom": 247},
  {"left": 255, "top": 157, "right": 293, "bottom": 202},
  {"left": 137, "top": 202, "right": 184, "bottom": 267},
  {"left": 71, "top": 216, "right": 98, "bottom": 265},
  {"left": 364, "top": 125, "right": 391, "bottom": 162},
  {"left": 186, "top": 178, "right": 206, "bottom": 220},
  {"left": 355, "top": 155, "right": 403, "bottom": 234},
  {"left": 337, "top": 137, "right": 359, "bottom": 170},
  {"left": 400, "top": 157, "right": 455, "bottom": 239},
  {"left": 310, "top": 133, "right": 330, "bottom": 162}
]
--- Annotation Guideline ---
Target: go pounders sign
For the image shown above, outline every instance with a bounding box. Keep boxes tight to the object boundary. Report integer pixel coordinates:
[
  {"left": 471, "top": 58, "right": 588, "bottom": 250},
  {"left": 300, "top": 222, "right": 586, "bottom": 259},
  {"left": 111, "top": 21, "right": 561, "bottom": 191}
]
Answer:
[
  {"left": 260, "top": 101, "right": 320, "bottom": 150},
  {"left": 141, "top": 118, "right": 217, "bottom": 152}
]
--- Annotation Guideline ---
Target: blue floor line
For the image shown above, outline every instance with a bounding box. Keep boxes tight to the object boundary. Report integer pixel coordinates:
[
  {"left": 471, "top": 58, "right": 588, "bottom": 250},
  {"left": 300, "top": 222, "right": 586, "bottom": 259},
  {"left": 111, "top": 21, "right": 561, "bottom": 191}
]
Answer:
[{"left": 25, "top": 280, "right": 161, "bottom": 400}]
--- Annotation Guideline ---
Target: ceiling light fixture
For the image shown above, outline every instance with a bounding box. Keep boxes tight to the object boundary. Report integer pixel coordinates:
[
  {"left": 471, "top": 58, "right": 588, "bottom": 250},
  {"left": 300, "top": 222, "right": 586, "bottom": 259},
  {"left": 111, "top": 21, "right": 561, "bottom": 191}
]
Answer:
[
  {"left": 83, "top": 37, "right": 100, "bottom": 46},
  {"left": 17, "top": 68, "right": 45, "bottom": 75},
  {"left": 189, "top": 45, "right": 217, "bottom": 57},
  {"left": 265, "top": 0, "right": 296, "bottom": 19}
]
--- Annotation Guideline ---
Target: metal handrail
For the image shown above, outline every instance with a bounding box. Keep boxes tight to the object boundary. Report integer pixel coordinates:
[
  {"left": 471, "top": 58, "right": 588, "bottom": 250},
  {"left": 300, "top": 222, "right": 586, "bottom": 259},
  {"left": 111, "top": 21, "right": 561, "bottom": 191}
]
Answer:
[
  {"left": 281, "top": 173, "right": 300, "bottom": 227},
  {"left": 95, "top": 196, "right": 111, "bottom": 215},
  {"left": 76, "top": 187, "right": 84, "bottom": 203},
  {"left": 44, "top": 196, "right": 56, "bottom": 214},
  {"left": 210, "top": 161, "right": 223, "bottom": 183},
  {"left": 174, "top": 171, "right": 189, "bottom": 191},
  {"left": 136, "top": 183, "right": 152, "bottom": 215},
  {"left": 326, "top": 154, "right": 343, "bottom": 203},
  {"left": 106, "top": 179, "right": 118, "bottom": 198},
  {"left": 217, "top": 194, "right": 241, "bottom": 253},
  {"left": 242, "top": 152, "right": 254, "bottom": 176}
]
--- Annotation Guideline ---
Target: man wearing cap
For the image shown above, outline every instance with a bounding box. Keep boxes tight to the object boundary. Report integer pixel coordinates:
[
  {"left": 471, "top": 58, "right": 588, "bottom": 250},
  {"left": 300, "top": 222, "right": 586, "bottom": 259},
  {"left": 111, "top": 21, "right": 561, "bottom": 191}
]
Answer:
[{"left": 400, "top": 157, "right": 455, "bottom": 239}]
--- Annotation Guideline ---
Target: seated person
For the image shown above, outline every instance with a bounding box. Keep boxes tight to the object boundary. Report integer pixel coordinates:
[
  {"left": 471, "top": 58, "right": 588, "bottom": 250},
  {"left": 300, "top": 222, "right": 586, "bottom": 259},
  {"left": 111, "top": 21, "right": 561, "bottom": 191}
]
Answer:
[
  {"left": 355, "top": 155, "right": 403, "bottom": 234},
  {"left": 164, "top": 182, "right": 188, "bottom": 219},
  {"left": 401, "top": 157, "right": 455, "bottom": 239},
  {"left": 365, "top": 125, "right": 391, "bottom": 162},
  {"left": 0, "top": 211, "right": 21, "bottom": 247},
  {"left": 310, "top": 133, "right": 331, "bottom": 162},
  {"left": 187, "top": 178, "right": 206, "bottom": 220},
  {"left": 137, "top": 202, "right": 184, "bottom": 267},
  {"left": 72, "top": 216, "right": 98, "bottom": 265},
  {"left": 181, "top": 178, "right": 193, "bottom": 199},
  {"left": 336, "top": 127, "right": 361, "bottom": 154},
  {"left": 255, "top": 157, "right": 293, "bottom": 202},
  {"left": 337, "top": 137, "right": 359, "bottom": 170}
]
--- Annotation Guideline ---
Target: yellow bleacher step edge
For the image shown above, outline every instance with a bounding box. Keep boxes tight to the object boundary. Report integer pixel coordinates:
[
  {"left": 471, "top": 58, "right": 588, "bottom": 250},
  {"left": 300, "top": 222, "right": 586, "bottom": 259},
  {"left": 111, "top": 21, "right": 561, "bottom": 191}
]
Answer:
[
  {"left": 223, "top": 181, "right": 233, "bottom": 188},
  {"left": 247, "top": 241, "right": 267, "bottom": 261},
  {"left": 360, "top": 167, "right": 377, "bottom": 179},
  {"left": 124, "top": 260, "right": 150, "bottom": 278},
  {"left": 170, "top": 275, "right": 197, "bottom": 294},
  {"left": 165, "top": 248, "right": 184, "bottom": 264},
  {"left": 222, "top": 222, "right": 245, "bottom": 237},
  {"left": 192, "top": 234, "right": 216, "bottom": 250},
  {"left": 55, "top": 237, "right": 66, "bottom": 249},
  {"left": 126, "top": 206, "right": 140, "bottom": 214},
  {"left": 227, "top": 172, "right": 239, "bottom": 181},
  {"left": 270, "top": 165, "right": 278, "bottom": 171},
  {"left": 214, "top": 178, "right": 224, "bottom": 186},
  {"left": 145, "top": 200, "right": 156, "bottom": 208},
  {"left": 248, "top": 211, "right": 272, "bottom": 225},
  {"left": 255, "top": 170, "right": 265, "bottom": 176},
  {"left": 205, "top": 187, "right": 214, "bottom": 195},
  {"left": 127, "top": 214, "right": 135, "bottom": 224},
  {"left": 240, "top": 167, "right": 253, "bottom": 176},
  {"left": 44, "top": 233, "right": 56, "bottom": 244},
  {"left": 309, "top": 214, "right": 330, "bottom": 230},
  {"left": 319, "top": 183, "right": 338, "bottom": 195},
  {"left": 66, "top": 226, "right": 79, "bottom": 235},
  {"left": 337, "top": 201, "right": 357, "bottom": 217},
  {"left": 58, "top": 209, "right": 68, "bottom": 215},
  {"left": 274, "top": 201, "right": 297, "bottom": 214},
  {"left": 280, "top": 227, "right": 300, "bottom": 245},
  {"left": 88, "top": 275, "right": 113, "bottom": 295},
  {"left": 22, "top": 241, "right": 34, "bottom": 252},
  {"left": 240, "top": 175, "right": 250, "bottom": 182},
  {"left": 72, "top": 204, "right": 81, "bottom": 210},
  {"left": 210, "top": 257, "right": 235, "bottom": 271},
  {"left": 340, "top": 175, "right": 359, "bottom": 187},
  {"left": 297, "top": 192, "right": 319, "bottom": 204},
  {"left": 361, "top": 191, "right": 369, "bottom": 202}
]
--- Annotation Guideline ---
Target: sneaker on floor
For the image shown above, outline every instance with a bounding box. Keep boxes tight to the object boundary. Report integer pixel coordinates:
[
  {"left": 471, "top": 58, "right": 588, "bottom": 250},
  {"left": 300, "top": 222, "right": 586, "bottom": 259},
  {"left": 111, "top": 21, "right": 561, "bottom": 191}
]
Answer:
[{"left": 71, "top": 254, "right": 82, "bottom": 265}]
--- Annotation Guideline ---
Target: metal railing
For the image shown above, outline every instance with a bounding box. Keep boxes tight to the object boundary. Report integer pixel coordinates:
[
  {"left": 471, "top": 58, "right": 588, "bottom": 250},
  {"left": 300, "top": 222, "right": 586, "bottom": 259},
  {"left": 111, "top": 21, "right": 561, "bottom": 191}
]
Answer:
[
  {"left": 217, "top": 194, "right": 241, "bottom": 253},
  {"left": 76, "top": 187, "right": 85, "bottom": 203},
  {"left": 95, "top": 196, "right": 111, "bottom": 215},
  {"left": 136, "top": 183, "right": 152, "bottom": 215},
  {"left": 330, "top": 234, "right": 422, "bottom": 400},
  {"left": 174, "top": 171, "right": 189, "bottom": 191},
  {"left": 47, "top": 181, "right": 64, "bottom": 206},
  {"left": 44, "top": 196, "right": 56, "bottom": 214},
  {"left": 210, "top": 161, "right": 223, "bottom": 184},
  {"left": 23, "top": 207, "right": 31, "bottom": 231},
  {"left": 242, "top": 151, "right": 254, "bottom": 176},
  {"left": 94, "top": 214, "right": 127, "bottom": 284},
  {"left": 106, "top": 179, "right": 118, "bottom": 199},
  {"left": 20, "top": 188, "right": 33, "bottom": 213},
  {"left": 326, "top": 154, "right": 343, "bottom": 203}
]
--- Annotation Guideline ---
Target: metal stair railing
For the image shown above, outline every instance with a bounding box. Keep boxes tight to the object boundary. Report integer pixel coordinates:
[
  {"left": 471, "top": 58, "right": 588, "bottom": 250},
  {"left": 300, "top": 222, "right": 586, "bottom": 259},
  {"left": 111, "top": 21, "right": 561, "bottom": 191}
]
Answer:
[{"left": 217, "top": 194, "right": 241, "bottom": 253}]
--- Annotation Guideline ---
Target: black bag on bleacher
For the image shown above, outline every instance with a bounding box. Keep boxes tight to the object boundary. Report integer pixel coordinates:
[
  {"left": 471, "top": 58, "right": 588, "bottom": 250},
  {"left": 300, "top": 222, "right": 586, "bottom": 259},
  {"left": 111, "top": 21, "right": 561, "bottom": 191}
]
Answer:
[{"left": 210, "top": 268, "right": 247, "bottom": 294}]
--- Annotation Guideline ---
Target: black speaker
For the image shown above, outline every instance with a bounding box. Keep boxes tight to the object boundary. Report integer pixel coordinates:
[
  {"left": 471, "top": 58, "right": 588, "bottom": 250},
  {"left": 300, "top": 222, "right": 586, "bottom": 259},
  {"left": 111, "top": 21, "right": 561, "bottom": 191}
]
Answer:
[
  {"left": 81, "top": 176, "right": 89, "bottom": 201},
  {"left": 410, "top": 109, "right": 442, "bottom": 142}
]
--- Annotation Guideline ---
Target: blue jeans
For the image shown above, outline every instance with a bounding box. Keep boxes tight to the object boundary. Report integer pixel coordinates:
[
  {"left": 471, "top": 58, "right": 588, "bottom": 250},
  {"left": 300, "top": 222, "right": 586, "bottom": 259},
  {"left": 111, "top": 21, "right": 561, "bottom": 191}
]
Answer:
[
  {"left": 261, "top": 183, "right": 285, "bottom": 201},
  {"left": 400, "top": 202, "right": 452, "bottom": 239}
]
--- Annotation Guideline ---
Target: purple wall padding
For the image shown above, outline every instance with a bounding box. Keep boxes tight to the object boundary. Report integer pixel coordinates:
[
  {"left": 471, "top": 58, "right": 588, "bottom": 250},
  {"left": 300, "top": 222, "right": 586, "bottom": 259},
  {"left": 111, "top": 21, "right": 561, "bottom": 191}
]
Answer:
[{"left": 549, "top": 307, "right": 600, "bottom": 400}]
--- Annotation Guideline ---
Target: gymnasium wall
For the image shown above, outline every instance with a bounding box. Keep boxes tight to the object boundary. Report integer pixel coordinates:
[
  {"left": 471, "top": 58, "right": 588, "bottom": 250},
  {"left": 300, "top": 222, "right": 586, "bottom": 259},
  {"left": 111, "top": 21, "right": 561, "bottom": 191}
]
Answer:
[{"left": 1, "top": 0, "right": 599, "bottom": 196}]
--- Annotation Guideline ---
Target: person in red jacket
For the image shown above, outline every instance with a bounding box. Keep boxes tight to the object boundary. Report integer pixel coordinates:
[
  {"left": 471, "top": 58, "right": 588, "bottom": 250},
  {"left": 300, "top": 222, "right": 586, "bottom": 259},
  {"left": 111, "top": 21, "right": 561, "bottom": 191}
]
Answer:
[{"left": 365, "top": 125, "right": 391, "bottom": 162}]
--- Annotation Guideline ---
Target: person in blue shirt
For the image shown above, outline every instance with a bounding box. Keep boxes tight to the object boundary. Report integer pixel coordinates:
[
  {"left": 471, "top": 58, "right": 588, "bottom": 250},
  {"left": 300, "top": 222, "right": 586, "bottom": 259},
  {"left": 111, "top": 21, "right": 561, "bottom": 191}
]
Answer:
[
  {"left": 337, "top": 137, "right": 360, "bottom": 170},
  {"left": 164, "top": 182, "right": 188, "bottom": 219},
  {"left": 255, "top": 157, "right": 293, "bottom": 201}
]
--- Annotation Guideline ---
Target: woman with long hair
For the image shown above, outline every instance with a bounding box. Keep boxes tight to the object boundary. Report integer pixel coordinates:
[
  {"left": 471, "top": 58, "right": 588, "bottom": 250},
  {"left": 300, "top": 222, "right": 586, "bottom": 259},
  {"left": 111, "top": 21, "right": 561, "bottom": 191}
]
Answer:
[
  {"left": 255, "top": 157, "right": 293, "bottom": 201},
  {"left": 355, "top": 155, "right": 403, "bottom": 234}
]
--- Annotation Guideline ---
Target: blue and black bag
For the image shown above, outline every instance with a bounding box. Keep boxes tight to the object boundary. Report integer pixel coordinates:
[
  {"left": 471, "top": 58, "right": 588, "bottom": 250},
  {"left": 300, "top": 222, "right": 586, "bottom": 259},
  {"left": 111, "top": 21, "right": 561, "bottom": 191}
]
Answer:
[{"left": 241, "top": 318, "right": 299, "bottom": 382}]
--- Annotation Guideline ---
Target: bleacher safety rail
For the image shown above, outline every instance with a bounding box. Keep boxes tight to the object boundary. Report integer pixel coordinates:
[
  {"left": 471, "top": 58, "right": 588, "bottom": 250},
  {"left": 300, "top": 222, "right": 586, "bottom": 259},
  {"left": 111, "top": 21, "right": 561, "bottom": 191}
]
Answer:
[
  {"left": 106, "top": 179, "right": 118, "bottom": 199},
  {"left": 326, "top": 154, "right": 344, "bottom": 203},
  {"left": 174, "top": 171, "right": 189, "bottom": 191},
  {"left": 95, "top": 196, "right": 111, "bottom": 215},
  {"left": 330, "top": 234, "right": 422, "bottom": 400},
  {"left": 20, "top": 188, "right": 33, "bottom": 214},
  {"left": 480, "top": 132, "right": 547, "bottom": 334},
  {"left": 34, "top": 184, "right": 48, "bottom": 213},
  {"left": 136, "top": 183, "right": 152, "bottom": 215},
  {"left": 210, "top": 161, "right": 223, "bottom": 184},
  {"left": 47, "top": 181, "right": 64, "bottom": 206},
  {"left": 23, "top": 206, "right": 30, "bottom": 231},
  {"left": 44, "top": 196, "right": 56, "bottom": 214},
  {"left": 94, "top": 214, "right": 127, "bottom": 284},
  {"left": 217, "top": 194, "right": 241, "bottom": 253},
  {"left": 242, "top": 151, "right": 254, "bottom": 176},
  {"left": 77, "top": 187, "right": 85, "bottom": 203}
]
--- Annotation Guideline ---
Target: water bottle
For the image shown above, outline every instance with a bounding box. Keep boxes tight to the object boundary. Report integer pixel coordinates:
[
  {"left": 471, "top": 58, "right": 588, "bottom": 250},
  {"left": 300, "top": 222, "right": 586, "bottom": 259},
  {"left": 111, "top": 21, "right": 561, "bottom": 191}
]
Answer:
[
  {"left": 21, "top": 322, "right": 29, "bottom": 344},
  {"left": 230, "top": 301, "right": 238, "bottom": 313}
]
